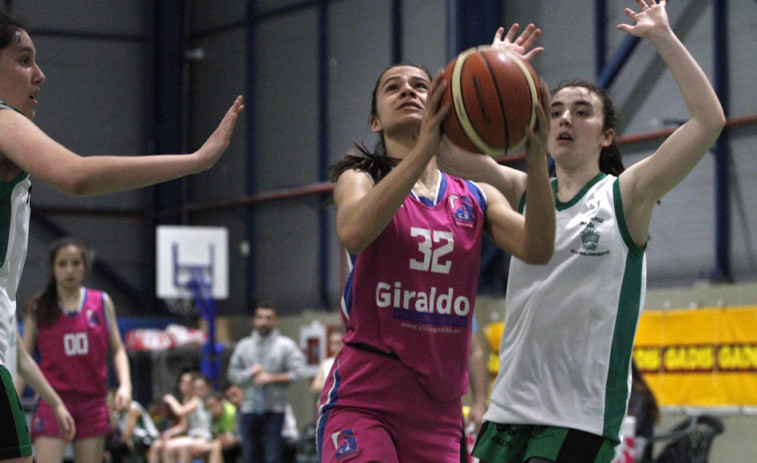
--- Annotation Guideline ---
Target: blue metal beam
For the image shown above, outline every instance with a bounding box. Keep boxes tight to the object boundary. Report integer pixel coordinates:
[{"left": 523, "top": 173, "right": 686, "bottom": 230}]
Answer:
[
  {"left": 711, "top": 0, "right": 732, "bottom": 281},
  {"left": 458, "top": 0, "right": 501, "bottom": 51},
  {"left": 595, "top": 0, "right": 607, "bottom": 77},
  {"left": 596, "top": 35, "right": 640, "bottom": 90},
  {"left": 245, "top": 0, "right": 257, "bottom": 307},
  {"left": 153, "top": 0, "right": 185, "bottom": 222},
  {"left": 392, "top": 0, "right": 403, "bottom": 63},
  {"left": 318, "top": 0, "right": 331, "bottom": 308}
]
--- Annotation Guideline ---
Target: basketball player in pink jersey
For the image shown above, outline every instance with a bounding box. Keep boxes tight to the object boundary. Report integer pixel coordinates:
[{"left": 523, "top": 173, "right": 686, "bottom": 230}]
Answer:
[
  {"left": 315, "top": 25, "right": 554, "bottom": 463},
  {"left": 21, "top": 238, "right": 132, "bottom": 462}
]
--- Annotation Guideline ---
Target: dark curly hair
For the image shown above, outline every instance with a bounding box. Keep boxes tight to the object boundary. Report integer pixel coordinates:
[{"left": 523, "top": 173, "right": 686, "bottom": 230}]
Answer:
[
  {"left": 0, "top": 10, "right": 25, "bottom": 52},
  {"left": 552, "top": 79, "right": 625, "bottom": 176}
]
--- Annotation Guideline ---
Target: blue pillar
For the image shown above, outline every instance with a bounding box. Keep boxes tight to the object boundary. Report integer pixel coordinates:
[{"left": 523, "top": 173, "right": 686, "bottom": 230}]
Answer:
[
  {"left": 318, "top": 1, "right": 331, "bottom": 308},
  {"left": 711, "top": 0, "right": 731, "bottom": 281},
  {"left": 245, "top": 0, "right": 258, "bottom": 307},
  {"left": 152, "top": 0, "right": 185, "bottom": 224}
]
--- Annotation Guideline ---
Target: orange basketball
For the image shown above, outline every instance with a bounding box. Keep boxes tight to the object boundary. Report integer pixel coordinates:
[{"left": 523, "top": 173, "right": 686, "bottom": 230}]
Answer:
[{"left": 441, "top": 46, "right": 542, "bottom": 156}]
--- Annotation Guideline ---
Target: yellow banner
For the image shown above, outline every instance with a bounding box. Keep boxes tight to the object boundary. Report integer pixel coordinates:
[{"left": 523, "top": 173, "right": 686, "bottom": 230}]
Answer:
[
  {"left": 484, "top": 306, "right": 757, "bottom": 407},
  {"left": 633, "top": 305, "right": 757, "bottom": 407}
]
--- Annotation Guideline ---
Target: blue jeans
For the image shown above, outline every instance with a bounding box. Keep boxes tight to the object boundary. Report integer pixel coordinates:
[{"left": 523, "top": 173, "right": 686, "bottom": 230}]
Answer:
[{"left": 240, "top": 411, "right": 285, "bottom": 463}]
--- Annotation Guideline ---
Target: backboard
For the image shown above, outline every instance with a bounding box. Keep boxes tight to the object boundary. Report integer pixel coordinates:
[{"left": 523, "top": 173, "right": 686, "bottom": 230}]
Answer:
[{"left": 156, "top": 225, "right": 229, "bottom": 300}]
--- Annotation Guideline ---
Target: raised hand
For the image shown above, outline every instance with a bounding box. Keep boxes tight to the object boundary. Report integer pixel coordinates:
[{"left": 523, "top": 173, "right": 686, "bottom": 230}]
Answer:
[
  {"left": 416, "top": 72, "right": 450, "bottom": 155},
  {"left": 616, "top": 0, "right": 671, "bottom": 39},
  {"left": 193, "top": 95, "right": 245, "bottom": 171},
  {"left": 491, "top": 23, "right": 543, "bottom": 62}
]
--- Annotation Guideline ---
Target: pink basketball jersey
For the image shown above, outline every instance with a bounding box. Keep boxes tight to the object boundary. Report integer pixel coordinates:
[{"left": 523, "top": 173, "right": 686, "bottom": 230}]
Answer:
[
  {"left": 36, "top": 288, "right": 110, "bottom": 395},
  {"left": 342, "top": 173, "right": 485, "bottom": 401}
]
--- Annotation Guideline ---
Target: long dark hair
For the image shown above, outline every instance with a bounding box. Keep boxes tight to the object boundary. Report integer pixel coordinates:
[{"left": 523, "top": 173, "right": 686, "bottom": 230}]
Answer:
[
  {"left": 327, "top": 63, "right": 431, "bottom": 184},
  {"left": 631, "top": 360, "right": 660, "bottom": 431},
  {"left": 552, "top": 79, "right": 625, "bottom": 176},
  {"left": 0, "top": 10, "right": 25, "bottom": 52},
  {"left": 27, "top": 237, "right": 89, "bottom": 326}
]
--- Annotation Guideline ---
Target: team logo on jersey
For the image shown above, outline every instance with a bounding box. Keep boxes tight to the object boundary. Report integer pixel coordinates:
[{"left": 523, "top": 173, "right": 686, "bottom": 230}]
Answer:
[
  {"left": 86, "top": 308, "right": 101, "bottom": 327},
  {"left": 571, "top": 218, "right": 610, "bottom": 256},
  {"left": 32, "top": 416, "right": 46, "bottom": 433},
  {"left": 581, "top": 222, "right": 600, "bottom": 250},
  {"left": 449, "top": 194, "right": 474, "bottom": 228},
  {"left": 332, "top": 428, "right": 359, "bottom": 460}
]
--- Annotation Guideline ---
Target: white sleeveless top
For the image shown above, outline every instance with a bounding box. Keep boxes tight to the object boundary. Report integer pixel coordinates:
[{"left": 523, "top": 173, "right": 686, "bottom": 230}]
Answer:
[
  {"left": 0, "top": 101, "right": 31, "bottom": 369},
  {"left": 485, "top": 174, "right": 646, "bottom": 443}
]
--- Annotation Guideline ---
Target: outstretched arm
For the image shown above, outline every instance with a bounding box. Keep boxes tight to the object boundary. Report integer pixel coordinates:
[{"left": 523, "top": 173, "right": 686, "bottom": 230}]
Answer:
[
  {"left": 617, "top": 0, "right": 725, "bottom": 245},
  {"left": 0, "top": 96, "right": 244, "bottom": 196}
]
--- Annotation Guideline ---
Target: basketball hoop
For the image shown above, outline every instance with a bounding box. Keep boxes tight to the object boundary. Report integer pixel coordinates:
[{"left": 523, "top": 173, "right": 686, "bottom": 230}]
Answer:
[
  {"left": 156, "top": 225, "right": 229, "bottom": 387},
  {"left": 163, "top": 297, "right": 199, "bottom": 318}
]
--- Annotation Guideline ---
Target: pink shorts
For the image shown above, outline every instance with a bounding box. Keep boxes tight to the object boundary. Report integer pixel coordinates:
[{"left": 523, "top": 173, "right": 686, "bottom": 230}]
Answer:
[
  {"left": 316, "top": 344, "right": 462, "bottom": 463},
  {"left": 31, "top": 391, "right": 111, "bottom": 441}
]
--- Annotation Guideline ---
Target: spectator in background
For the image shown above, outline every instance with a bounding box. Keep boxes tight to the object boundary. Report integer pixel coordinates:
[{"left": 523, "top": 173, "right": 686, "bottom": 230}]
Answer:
[
  {"left": 148, "top": 371, "right": 212, "bottom": 463},
  {"left": 223, "top": 383, "right": 244, "bottom": 410},
  {"left": 176, "top": 391, "right": 239, "bottom": 463},
  {"left": 162, "top": 373, "right": 214, "bottom": 462},
  {"left": 628, "top": 360, "right": 659, "bottom": 463},
  {"left": 310, "top": 328, "right": 345, "bottom": 395},
  {"left": 227, "top": 302, "right": 305, "bottom": 463},
  {"left": 106, "top": 389, "right": 160, "bottom": 463}
]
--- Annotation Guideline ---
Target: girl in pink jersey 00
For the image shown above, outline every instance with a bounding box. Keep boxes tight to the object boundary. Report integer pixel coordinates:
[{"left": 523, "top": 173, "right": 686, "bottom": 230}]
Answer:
[
  {"left": 315, "top": 25, "right": 555, "bottom": 463},
  {"left": 21, "top": 238, "right": 132, "bottom": 462}
]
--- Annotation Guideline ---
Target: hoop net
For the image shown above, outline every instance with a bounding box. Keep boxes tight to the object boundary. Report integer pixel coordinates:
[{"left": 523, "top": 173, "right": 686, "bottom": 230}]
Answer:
[{"left": 163, "top": 297, "right": 199, "bottom": 318}]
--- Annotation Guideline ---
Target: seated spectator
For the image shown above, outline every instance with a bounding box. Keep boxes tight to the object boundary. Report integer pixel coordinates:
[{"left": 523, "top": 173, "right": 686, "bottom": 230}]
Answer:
[
  {"left": 106, "top": 389, "right": 160, "bottom": 462},
  {"left": 148, "top": 371, "right": 212, "bottom": 463},
  {"left": 309, "top": 328, "right": 344, "bottom": 395},
  {"left": 182, "top": 391, "right": 240, "bottom": 463},
  {"left": 223, "top": 383, "right": 243, "bottom": 410}
]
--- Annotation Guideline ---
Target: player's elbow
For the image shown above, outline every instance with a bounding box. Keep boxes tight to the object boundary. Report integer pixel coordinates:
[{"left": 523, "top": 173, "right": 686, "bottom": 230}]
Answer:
[
  {"left": 522, "top": 243, "right": 554, "bottom": 265},
  {"left": 337, "top": 227, "right": 369, "bottom": 256},
  {"left": 698, "top": 106, "right": 726, "bottom": 141},
  {"left": 57, "top": 175, "right": 94, "bottom": 196},
  {"left": 707, "top": 111, "right": 726, "bottom": 139}
]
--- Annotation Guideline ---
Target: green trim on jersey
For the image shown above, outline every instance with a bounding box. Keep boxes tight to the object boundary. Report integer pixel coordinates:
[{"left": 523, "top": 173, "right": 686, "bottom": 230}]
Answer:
[
  {"left": 518, "top": 174, "right": 610, "bottom": 214},
  {"left": 555, "top": 173, "right": 607, "bottom": 210},
  {"left": 0, "top": 365, "right": 32, "bottom": 458},
  {"left": 0, "top": 100, "right": 30, "bottom": 268},
  {"left": 602, "top": 178, "right": 645, "bottom": 439},
  {"left": 474, "top": 422, "right": 617, "bottom": 463},
  {"left": 0, "top": 100, "right": 24, "bottom": 116},
  {"left": 0, "top": 173, "right": 31, "bottom": 268}
]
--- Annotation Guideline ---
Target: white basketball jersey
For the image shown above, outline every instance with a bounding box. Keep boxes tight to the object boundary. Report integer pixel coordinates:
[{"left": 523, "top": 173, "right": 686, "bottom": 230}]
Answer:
[{"left": 485, "top": 174, "right": 646, "bottom": 443}]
